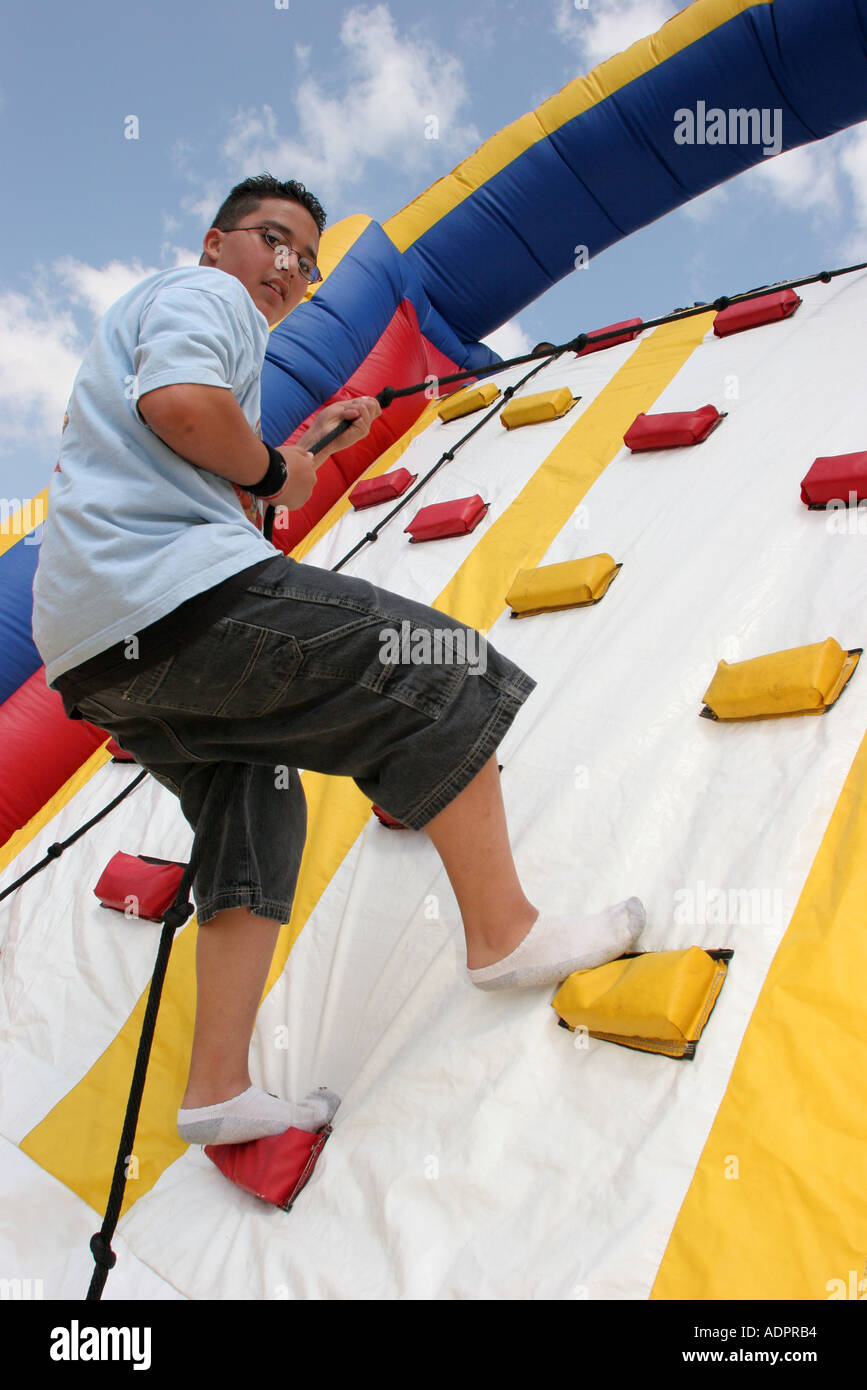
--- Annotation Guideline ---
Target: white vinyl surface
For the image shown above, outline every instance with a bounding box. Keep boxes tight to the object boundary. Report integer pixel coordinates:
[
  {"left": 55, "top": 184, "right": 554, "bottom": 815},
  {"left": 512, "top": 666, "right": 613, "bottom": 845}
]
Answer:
[{"left": 2, "top": 271, "right": 866, "bottom": 1298}]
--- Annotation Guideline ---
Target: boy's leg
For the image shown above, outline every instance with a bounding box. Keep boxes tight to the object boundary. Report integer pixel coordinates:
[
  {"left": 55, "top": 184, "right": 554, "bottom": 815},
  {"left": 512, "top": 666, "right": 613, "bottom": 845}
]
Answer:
[
  {"left": 422, "top": 755, "right": 539, "bottom": 968},
  {"left": 181, "top": 905, "right": 282, "bottom": 1108},
  {"left": 176, "top": 901, "right": 340, "bottom": 1140},
  {"left": 168, "top": 767, "right": 340, "bottom": 1137},
  {"left": 179, "top": 754, "right": 536, "bottom": 1110},
  {"left": 424, "top": 753, "right": 645, "bottom": 988}
]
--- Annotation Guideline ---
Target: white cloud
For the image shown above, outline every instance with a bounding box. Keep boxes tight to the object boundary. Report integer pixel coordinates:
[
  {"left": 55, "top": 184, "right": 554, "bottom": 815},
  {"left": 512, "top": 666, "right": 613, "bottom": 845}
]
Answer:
[
  {"left": 51, "top": 257, "right": 160, "bottom": 321},
  {"left": 681, "top": 182, "right": 730, "bottom": 224},
  {"left": 165, "top": 244, "right": 203, "bottom": 269},
  {"left": 836, "top": 124, "right": 867, "bottom": 261},
  {"left": 170, "top": 137, "right": 197, "bottom": 173},
  {"left": 0, "top": 289, "right": 86, "bottom": 449},
  {"left": 0, "top": 257, "right": 161, "bottom": 465},
  {"left": 743, "top": 139, "right": 842, "bottom": 218},
  {"left": 221, "top": 4, "right": 478, "bottom": 204},
  {"left": 481, "top": 318, "right": 534, "bottom": 360},
  {"left": 183, "top": 183, "right": 227, "bottom": 231},
  {"left": 555, "top": 0, "right": 680, "bottom": 67},
  {"left": 735, "top": 126, "right": 867, "bottom": 259}
]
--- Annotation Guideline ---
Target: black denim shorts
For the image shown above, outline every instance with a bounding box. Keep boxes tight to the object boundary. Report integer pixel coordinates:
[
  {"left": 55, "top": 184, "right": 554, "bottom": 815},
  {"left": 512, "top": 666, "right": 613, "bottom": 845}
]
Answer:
[{"left": 75, "top": 554, "right": 536, "bottom": 926}]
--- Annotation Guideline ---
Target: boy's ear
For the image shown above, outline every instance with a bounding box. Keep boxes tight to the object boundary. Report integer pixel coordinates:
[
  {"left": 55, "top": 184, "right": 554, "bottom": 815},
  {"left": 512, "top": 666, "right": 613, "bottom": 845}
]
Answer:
[{"left": 201, "top": 227, "right": 221, "bottom": 265}]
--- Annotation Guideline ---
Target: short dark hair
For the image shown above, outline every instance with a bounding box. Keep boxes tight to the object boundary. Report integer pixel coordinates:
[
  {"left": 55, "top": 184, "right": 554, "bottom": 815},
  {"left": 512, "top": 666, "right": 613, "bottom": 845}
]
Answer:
[{"left": 199, "top": 173, "right": 326, "bottom": 265}]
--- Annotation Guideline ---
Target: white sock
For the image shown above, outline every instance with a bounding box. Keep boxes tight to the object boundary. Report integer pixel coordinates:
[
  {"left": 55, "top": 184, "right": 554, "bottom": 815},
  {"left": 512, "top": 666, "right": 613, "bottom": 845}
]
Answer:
[
  {"left": 466, "top": 898, "right": 645, "bottom": 991},
  {"left": 177, "top": 1085, "right": 341, "bottom": 1145}
]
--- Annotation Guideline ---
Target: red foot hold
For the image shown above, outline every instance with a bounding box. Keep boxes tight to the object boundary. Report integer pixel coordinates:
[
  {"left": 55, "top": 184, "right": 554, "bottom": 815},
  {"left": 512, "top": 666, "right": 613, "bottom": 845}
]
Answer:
[
  {"left": 204, "top": 1125, "right": 332, "bottom": 1208},
  {"left": 713, "top": 288, "right": 801, "bottom": 337},
  {"left": 624, "top": 405, "right": 724, "bottom": 451}
]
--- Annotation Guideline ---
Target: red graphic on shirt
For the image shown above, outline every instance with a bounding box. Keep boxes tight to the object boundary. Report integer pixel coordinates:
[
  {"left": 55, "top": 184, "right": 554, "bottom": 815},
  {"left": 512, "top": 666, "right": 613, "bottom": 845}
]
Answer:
[
  {"left": 233, "top": 484, "right": 264, "bottom": 532},
  {"left": 55, "top": 409, "right": 70, "bottom": 472}
]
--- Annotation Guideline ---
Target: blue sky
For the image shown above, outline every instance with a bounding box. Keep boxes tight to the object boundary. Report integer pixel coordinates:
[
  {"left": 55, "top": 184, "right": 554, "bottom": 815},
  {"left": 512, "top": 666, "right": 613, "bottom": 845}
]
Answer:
[{"left": 2, "top": 0, "right": 865, "bottom": 504}]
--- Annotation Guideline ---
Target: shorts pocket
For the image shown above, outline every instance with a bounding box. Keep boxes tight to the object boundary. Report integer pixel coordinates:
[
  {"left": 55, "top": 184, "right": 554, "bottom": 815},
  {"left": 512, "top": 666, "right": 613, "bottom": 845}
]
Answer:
[{"left": 118, "top": 616, "right": 303, "bottom": 718}]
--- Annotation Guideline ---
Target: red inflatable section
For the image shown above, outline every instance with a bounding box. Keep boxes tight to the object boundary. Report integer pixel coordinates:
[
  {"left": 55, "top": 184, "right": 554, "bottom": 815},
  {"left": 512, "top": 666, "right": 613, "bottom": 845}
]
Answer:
[
  {"left": 271, "top": 298, "right": 465, "bottom": 553},
  {"left": 0, "top": 668, "right": 110, "bottom": 849}
]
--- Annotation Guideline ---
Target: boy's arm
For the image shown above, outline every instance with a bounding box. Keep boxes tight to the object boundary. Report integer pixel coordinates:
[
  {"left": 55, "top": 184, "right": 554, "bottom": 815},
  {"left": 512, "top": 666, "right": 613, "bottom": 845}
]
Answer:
[
  {"left": 137, "top": 383, "right": 273, "bottom": 485},
  {"left": 140, "top": 381, "right": 319, "bottom": 510},
  {"left": 138, "top": 383, "right": 382, "bottom": 510}
]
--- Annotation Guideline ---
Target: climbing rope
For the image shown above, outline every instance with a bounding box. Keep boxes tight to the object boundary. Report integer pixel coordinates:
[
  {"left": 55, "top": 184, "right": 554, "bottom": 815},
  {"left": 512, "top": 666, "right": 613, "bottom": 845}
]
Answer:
[
  {"left": 327, "top": 346, "right": 560, "bottom": 572},
  {"left": 264, "top": 257, "right": 867, "bottom": 555},
  {"left": 85, "top": 761, "right": 234, "bottom": 1299}
]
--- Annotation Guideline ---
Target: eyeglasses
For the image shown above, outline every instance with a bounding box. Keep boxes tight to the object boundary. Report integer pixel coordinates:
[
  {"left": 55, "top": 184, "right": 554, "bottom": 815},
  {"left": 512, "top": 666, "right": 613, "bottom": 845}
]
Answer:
[{"left": 220, "top": 224, "right": 322, "bottom": 284}]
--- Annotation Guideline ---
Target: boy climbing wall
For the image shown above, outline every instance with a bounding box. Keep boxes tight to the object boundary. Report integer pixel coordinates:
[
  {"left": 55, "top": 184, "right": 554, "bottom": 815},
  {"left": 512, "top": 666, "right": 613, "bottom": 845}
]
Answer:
[{"left": 31, "top": 174, "right": 645, "bottom": 1148}]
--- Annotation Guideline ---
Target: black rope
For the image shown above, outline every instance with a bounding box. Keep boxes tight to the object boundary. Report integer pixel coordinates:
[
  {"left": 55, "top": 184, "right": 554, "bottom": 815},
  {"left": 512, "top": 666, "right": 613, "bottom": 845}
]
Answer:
[
  {"left": 328, "top": 350, "right": 561, "bottom": 573},
  {"left": 86, "top": 901, "right": 189, "bottom": 1298},
  {"left": 263, "top": 256, "right": 866, "bottom": 551},
  {"left": 85, "top": 760, "right": 233, "bottom": 1299},
  {"left": 0, "top": 742, "right": 207, "bottom": 1299}
]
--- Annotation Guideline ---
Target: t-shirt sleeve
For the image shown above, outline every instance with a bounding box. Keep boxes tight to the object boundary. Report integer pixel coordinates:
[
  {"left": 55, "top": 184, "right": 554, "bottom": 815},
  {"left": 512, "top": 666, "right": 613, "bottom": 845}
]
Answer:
[{"left": 131, "top": 283, "right": 252, "bottom": 426}]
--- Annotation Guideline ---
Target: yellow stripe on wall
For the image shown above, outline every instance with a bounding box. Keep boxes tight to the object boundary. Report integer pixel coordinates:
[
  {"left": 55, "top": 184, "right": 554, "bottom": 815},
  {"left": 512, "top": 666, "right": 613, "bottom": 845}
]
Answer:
[
  {"left": 384, "top": 0, "right": 772, "bottom": 252},
  {"left": 435, "top": 315, "right": 713, "bottom": 626},
  {"left": 20, "top": 314, "right": 711, "bottom": 1214},
  {"left": 652, "top": 729, "right": 867, "bottom": 1300}
]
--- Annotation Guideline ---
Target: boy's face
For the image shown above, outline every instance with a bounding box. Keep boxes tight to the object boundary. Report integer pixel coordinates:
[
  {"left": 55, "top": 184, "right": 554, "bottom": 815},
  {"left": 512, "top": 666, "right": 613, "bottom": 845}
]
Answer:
[{"left": 202, "top": 197, "right": 321, "bottom": 326}]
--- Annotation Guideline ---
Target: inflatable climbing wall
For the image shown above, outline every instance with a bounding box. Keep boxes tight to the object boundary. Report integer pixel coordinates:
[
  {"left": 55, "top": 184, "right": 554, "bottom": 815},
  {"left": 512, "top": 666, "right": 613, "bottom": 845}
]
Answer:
[
  {"left": 3, "top": 267, "right": 867, "bottom": 1298},
  {"left": 2, "top": 0, "right": 867, "bottom": 1301}
]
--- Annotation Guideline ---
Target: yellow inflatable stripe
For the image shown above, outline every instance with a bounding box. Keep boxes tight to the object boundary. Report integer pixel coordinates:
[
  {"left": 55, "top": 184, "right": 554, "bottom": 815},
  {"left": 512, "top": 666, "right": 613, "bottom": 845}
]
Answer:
[
  {"left": 262, "top": 776, "right": 375, "bottom": 992},
  {"left": 20, "top": 773, "right": 373, "bottom": 1216},
  {"left": 384, "top": 0, "right": 771, "bottom": 251},
  {"left": 652, "top": 731, "right": 867, "bottom": 1300},
  {"left": 437, "top": 313, "right": 713, "bottom": 626},
  {"left": 19, "top": 313, "right": 709, "bottom": 1214},
  {"left": 0, "top": 487, "right": 49, "bottom": 560},
  {"left": 290, "top": 398, "right": 443, "bottom": 562}
]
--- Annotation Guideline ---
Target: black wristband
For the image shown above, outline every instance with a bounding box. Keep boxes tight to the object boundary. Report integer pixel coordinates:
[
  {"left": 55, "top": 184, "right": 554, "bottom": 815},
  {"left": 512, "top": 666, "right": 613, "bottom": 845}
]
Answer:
[{"left": 246, "top": 444, "right": 288, "bottom": 499}]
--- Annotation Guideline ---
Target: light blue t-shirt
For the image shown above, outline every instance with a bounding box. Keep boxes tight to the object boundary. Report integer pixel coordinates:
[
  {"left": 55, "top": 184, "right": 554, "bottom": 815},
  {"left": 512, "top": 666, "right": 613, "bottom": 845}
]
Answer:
[{"left": 32, "top": 265, "right": 282, "bottom": 687}]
